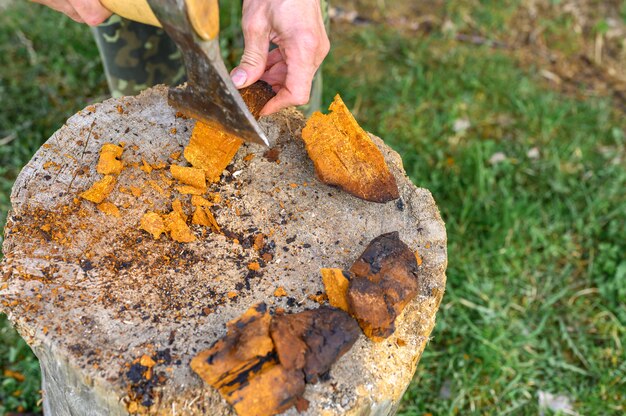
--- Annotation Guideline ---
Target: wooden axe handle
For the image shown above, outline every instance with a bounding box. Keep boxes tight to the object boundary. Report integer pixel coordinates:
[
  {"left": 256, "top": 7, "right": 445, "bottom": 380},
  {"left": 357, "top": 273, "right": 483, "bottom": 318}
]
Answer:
[{"left": 100, "top": 0, "right": 219, "bottom": 40}]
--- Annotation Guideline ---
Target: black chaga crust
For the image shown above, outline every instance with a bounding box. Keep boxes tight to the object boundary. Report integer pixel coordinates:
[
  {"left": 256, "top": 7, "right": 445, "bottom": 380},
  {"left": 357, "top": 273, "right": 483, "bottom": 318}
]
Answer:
[
  {"left": 192, "top": 303, "right": 360, "bottom": 416},
  {"left": 270, "top": 306, "right": 360, "bottom": 383},
  {"left": 347, "top": 231, "right": 420, "bottom": 341}
]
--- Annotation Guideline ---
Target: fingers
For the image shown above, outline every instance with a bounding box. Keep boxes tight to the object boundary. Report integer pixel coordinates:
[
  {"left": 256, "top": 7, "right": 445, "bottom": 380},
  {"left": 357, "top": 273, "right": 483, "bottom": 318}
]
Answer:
[
  {"left": 69, "top": 0, "right": 112, "bottom": 26},
  {"left": 31, "top": 0, "right": 83, "bottom": 23},
  {"left": 231, "top": 17, "right": 271, "bottom": 88},
  {"left": 259, "top": 32, "right": 330, "bottom": 115},
  {"left": 265, "top": 48, "right": 284, "bottom": 70},
  {"left": 260, "top": 60, "right": 287, "bottom": 90},
  {"left": 260, "top": 60, "right": 315, "bottom": 116}
]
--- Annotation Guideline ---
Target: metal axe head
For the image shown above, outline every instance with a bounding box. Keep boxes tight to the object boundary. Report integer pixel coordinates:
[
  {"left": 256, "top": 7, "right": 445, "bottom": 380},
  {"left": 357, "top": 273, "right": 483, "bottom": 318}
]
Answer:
[{"left": 147, "top": 0, "right": 270, "bottom": 147}]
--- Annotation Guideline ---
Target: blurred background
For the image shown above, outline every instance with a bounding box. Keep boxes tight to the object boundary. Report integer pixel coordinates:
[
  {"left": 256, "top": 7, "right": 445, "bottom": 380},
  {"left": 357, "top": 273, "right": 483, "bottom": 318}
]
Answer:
[{"left": 1, "top": 0, "right": 624, "bottom": 414}]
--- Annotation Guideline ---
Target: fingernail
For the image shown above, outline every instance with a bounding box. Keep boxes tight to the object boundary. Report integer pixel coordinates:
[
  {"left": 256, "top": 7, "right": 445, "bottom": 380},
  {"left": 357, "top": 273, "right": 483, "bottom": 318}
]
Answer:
[{"left": 231, "top": 68, "right": 247, "bottom": 88}]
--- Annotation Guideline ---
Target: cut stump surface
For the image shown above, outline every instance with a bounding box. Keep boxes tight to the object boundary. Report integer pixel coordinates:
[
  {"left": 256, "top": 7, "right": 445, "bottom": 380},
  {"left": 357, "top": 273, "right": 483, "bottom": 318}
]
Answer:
[{"left": 0, "top": 86, "right": 447, "bottom": 416}]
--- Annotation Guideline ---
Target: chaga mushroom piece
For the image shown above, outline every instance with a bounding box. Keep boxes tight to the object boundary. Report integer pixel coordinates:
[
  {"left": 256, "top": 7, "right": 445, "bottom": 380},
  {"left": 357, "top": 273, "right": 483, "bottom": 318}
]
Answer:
[
  {"left": 270, "top": 307, "right": 360, "bottom": 383},
  {"left": 97, "top": 202, "right": 120, "bottom": 218},
  {"left": 321, "top": 268, "right": 352, "bottom": 312},
  {"left": 227, "top": 364, "right": 305, "bottom": 416},
  {"left": 164, "top": 211, "right": 195, "bottom": 243},
  {"left": 347, "top": 232, "right": 420, "bottom": 341},
  {"left": 79, "top": 175, "right": 116, "bottom": 204},
  {"left": 191, "top": 304, "right": 304, "bottom": 416},
  {"left": 184, "top": 121, "right": 243, "bottom": 183},
  {"left": 96, "top": 143, "right": 124, "bottom": 175},
  {"left": 170, "top": 164, "right": 206, "bottom": 191},
  {"left": 239, "top": 80, "right": 276, "bottom": 119},
  {"left": 140, "top": 212, "right": 166, "bottom": 239},
  {"left": 301, "top": 94, "right": 400, "bottom": 203}
]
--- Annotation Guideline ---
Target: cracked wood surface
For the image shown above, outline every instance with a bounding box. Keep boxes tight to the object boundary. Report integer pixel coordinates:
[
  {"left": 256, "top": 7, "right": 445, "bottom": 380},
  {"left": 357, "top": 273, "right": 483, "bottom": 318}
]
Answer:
[{"left": 0, "top": 86, "right": 447, "bottom": 416}]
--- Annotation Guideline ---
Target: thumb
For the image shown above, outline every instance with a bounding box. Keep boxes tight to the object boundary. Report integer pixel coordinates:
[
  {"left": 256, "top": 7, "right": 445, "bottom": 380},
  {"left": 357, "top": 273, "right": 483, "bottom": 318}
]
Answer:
[{"left": 231, "top": 32, "right": 270, "bottom": 89}]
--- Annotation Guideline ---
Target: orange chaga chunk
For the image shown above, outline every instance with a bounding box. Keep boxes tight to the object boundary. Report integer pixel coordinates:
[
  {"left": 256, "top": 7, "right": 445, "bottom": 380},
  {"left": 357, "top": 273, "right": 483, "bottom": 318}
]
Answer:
[
  {"left": 191, "top": 206, "right": 211, "bottom": 227},
  {"left": 96, "top": 143, "right": 124, "bottom": 175},
  {"left": 191, "top": 304, "right": 274, "bottom": 386},
  {"left": 191, "top": 195, "right": 212, "bottom": 207},
  {"left": 175, "top": 185, "right": 204, "bottom": 195},
  {"left": 140, "top": 158, "right": 153, "bottom": 173},
  {"left": 301, "top": 94, "right": 399, "bottom": 203},
  {"left": 192, "top": 206, "right": 221, "bottom": 233},
  {"left": 190, "top": 303, "right": 304, "bottom": 416},
  {"left": 97, "top": 202, "right": 120, "bottom": 218},
  {"left": 170, "top": 165, "right": 206, "bottom": 190},
  {"left": 129, "top": 186, "right": 142, "bottom": 197},
  {"left": 184, "top": 120, "right": 243, "bottom": 183},
  {"left": 164, "top": 211, "right": 195, "bottom": 243},
  {"left": 80, "top": 175, "right": 116, "bottom": 203},
  {"left": 321, "top": 268, "right": 351, "bottom": 312},
  {"left": 140, "top": 212, "right": 166, "bottom": 239},
  {"left": 147, "top": 180, "right": 166, "bottom": 196},
  {"left": 171, "top": 199, "right": 187, "bottom": 221}
]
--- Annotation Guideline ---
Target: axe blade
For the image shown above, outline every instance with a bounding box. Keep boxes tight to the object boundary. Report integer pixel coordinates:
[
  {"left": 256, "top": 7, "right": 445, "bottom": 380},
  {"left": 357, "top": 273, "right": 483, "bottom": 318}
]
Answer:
[{"left": 148, "top": 0, "right": 270, "bottom": 146}]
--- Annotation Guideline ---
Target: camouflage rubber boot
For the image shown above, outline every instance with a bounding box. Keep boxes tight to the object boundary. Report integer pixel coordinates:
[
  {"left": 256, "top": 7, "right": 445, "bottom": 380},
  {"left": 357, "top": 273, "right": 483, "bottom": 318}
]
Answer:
[{"left": 91, "top": 15, "right": 186, "bottom": 98}]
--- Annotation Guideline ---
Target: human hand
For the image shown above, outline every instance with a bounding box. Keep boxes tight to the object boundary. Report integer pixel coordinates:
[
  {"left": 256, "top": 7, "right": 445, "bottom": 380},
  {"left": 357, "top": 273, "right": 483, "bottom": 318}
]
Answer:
[
  {"left": 31, "top": 0, "right": 111, "bottom": 26},
  {"left": 231, "top": 0, "right": 330, "bottom": 116}
]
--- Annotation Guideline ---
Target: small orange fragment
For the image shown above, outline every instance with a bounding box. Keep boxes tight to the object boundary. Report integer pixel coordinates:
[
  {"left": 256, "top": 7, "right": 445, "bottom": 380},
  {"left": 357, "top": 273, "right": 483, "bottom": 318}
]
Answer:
[
  {"left": 171, "top": 199, "right": 187, "bottom": 221},
  {"left": 140, "top": 355, "right": 156, "bottom": 368},
  {"left": 175, "top": 185, "right": 205, "bottom": 195},
  {"left": 274, "top": 287, "right": 287, "bottom": 297},
  {"left": 129, "top": 186, "right": 142, "bottom": 197},
  {"left": 321, "top": 268, "right": 351, "bottom": 312},
  {"left": 147, "top": 180, "right": 166, "bottom": 195},
  {"left": 127, "top": 401, "right": 138, "bottom": 413},
  {"left": 97, "top": 202, "right": 120, "bottom": 217},
  {"left": 192, "top": 206, "right": 211, "bottom": 227},
  {"left": 239, "top": 80, "right": 276, "bottom": 118},
  {"left": 248, "top": 262, "right": 261, "bottom": 271},
  {"left": 80, "top": 175, "right": 116, "bottom": 204},
  {"left": 253, "top": 234, "right": 265, "bottom": 251},
  {"left": 96, "top": 143, "right": 124, "bottom": 175},
  {"left": 415, "top": 250, "right": 423, "bottom": 266},
  {"left": 164, "top": 211, "right": 196, "bottom": 243},
  {"left": 140, "top": 158, "right": 153, "bottom": 173},
  {"left": 170, "top": 164, "right": 206, "bottom": 190},
  {"left": 191, "top": 195, "right": 212, "bottom": 207},
  {"left": 140, "top": 212, "right": 166, "bottom": 239},
  {"left": 204, "top": 209, "right": 221, "bottom": 233}
]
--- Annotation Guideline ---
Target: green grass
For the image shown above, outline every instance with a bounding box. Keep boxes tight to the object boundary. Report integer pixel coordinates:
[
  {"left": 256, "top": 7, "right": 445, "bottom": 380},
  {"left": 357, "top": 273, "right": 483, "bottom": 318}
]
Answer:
[{"left": 1, "top": 1, "right": 625, "bottom": 415}]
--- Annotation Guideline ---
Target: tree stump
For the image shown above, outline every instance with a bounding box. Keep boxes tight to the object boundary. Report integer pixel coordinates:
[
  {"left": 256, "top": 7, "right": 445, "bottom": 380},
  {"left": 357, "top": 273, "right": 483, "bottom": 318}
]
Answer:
[{"left": 0, "top": 86, "right": 447, "bottom": 416}]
